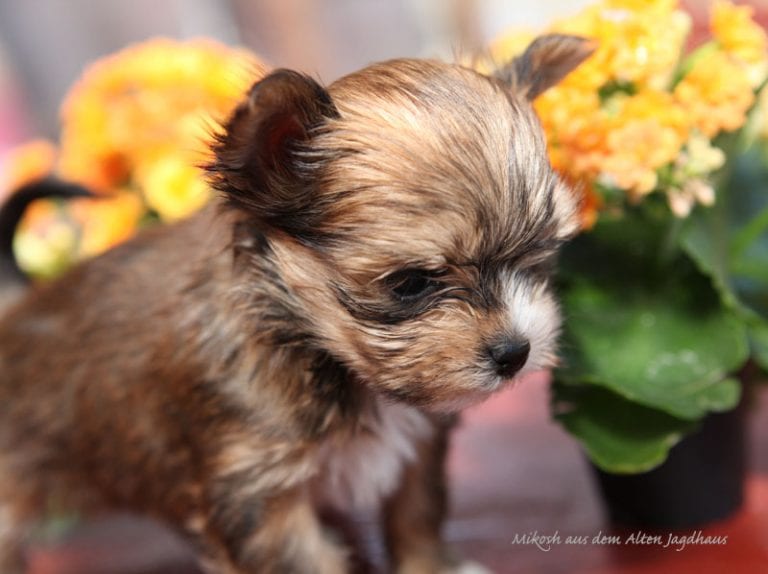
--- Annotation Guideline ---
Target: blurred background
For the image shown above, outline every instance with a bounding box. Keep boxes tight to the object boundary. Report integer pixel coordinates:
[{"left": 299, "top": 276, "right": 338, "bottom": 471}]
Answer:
[
  {"left": 1, "top": 0, "right": 765, "bottom": 159},
  {"left": 0, "top": 0, "right": 600, "bottom": 159}
]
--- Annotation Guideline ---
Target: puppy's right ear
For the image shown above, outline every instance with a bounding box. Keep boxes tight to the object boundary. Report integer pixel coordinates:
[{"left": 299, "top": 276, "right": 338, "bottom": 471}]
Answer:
[
  {"left": 208, "top": 69, "right": 339, "bottom": 235},
  {"left": 493, "top": 34, "right": 595, "bottom": 100}
]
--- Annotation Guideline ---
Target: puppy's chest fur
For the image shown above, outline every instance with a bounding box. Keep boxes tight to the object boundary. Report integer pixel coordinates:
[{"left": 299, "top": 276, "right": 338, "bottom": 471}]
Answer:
[{"left": 311, "top": 399, "right": 432, "bottom": 510}]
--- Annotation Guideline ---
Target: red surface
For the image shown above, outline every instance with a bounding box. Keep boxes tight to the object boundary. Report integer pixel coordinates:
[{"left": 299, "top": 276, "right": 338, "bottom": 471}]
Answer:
[{"left": 448, "top": 374, "right": 768, "bottom": 574}]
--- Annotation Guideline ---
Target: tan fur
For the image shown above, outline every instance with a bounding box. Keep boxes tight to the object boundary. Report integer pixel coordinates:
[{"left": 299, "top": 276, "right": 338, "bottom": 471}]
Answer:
[{"left": 0, "top": 35, "right": 592, "bottom": 573}]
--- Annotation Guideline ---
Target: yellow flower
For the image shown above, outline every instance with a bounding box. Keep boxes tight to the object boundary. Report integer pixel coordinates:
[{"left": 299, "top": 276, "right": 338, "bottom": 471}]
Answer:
[
  {"left": 485, "top": 0, "right": 764, "bottom": 224},
  {"left": 3, "top": 38, "right": 266, "bottom": 276},
  {"left": 139, "top": 156, "right": 210, "bottom": 222},
  {"left": 550, "top": 0, "right": 690, "bottom": 91},
  {"left": 674, "top": 50, "right": 754, "bottom": 138},
  {"left": 54, "top": 37, "right": 264, "bottom": 257},
  {"left": 711, "top": 0, "right": 768, "bottom": 86},
  {"left": 58, "top": 38, "right": 265, "bottom": 194},
  {"left": 606, "top": 0, "right": 676, "bottom": 10}
]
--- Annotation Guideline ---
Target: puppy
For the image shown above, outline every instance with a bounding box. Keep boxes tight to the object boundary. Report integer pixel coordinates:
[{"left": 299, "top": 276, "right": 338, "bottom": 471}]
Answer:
[{"left": 0, "top": 35, "right": 591, "bottom": 574}]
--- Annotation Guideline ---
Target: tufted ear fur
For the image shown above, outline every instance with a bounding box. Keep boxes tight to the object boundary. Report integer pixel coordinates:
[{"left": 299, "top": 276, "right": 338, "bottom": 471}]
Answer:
[
  {"left": 494, "top": 34, "right": 595, "bottom": 100},
  {"left": 207, "top": 69, "right": 339, "bottom": 237}
]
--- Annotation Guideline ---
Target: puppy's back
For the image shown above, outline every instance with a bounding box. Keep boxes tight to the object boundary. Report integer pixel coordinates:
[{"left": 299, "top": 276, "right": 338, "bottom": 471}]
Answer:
[{"left": 0, "top": 204, "right": 234, "bottom": 517}]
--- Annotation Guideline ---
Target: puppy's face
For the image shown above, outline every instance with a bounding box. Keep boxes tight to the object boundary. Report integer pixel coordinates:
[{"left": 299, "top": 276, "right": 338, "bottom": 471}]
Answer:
[{"left": 210, "top": 35, "right": 593, "bottom": 410}]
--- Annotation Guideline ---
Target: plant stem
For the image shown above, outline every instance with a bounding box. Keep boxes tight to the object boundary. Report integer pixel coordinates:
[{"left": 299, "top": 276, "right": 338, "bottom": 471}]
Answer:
[{"left": 658, "top": 216, "right": 684, "bottom": 267}]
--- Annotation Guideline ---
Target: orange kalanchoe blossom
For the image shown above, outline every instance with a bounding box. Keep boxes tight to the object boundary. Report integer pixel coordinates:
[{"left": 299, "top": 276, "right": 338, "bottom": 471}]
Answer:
[
  {"left": 3, "top": 38, "right": 265, "bottom": 277},
  {"left": 58, "top": 38, "right": 265, "bottom": 213},
  {"left": 490, "top": 0, "right": 767, "bottom": 224},
  {"left": 674, "top": 50, "right": 755, "bottom": 139},
  {"left": 602, "top": 90, "right": 689, "bottom": 198}
]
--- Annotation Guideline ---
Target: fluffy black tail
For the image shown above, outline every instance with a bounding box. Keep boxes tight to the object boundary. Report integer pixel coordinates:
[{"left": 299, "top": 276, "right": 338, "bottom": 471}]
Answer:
[{"left": 0, "top": 178, "right": 93, "bottom": 285}]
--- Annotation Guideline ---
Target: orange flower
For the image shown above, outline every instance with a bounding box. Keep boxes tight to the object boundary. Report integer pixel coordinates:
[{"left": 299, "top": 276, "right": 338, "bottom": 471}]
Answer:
[
  {"left": 58, "top": 38, "right": 265, "bottom": 197},
  {"left": 533, "top": 83, "right": 605, "bottom": 189},
  {"left": 487, "top": 0, "right": 766, "bottom": 222},
  {"left": 55, "top": 39, "right": 264, "bottom": 251},
  {"left": 602, "top": 91, "right": 689, "bottom": 196},
  {"left": 564, "top": 176, "right": 603, "bottom": 230},
  {"left": 5, "top": 38, "right": 266, "bottom": 277},
  {"left": 579, "top": 182, "right": 602, "bottom": 229},
  {"left": 536, "top": 90, "right": 689, "bottom": 199}
]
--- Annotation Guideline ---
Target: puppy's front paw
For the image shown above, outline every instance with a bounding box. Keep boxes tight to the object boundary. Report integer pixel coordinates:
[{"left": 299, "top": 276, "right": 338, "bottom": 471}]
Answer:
[{"left": 442, "top": 560, "right": 494, "bottom": 574}]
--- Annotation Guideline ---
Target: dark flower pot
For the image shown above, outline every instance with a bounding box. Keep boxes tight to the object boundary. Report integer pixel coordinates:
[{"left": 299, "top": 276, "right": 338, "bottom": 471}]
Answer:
[{"left": 592, "top": 403, "right": 747, "bottom": 529}]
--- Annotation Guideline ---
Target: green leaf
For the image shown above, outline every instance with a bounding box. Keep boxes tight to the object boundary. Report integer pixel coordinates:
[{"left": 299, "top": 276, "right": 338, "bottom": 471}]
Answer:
[
  {"left": 680, "top": 149, "right": 768, "bottom": 372},
  {"left": 559, "top": 280, "right": 746, "bottom": 419},
  {"left": 557, "top": 211, "right": 749, "bottom": 420},
  {"left": 553, "top": 384, "right": 697, "bottom": 474},
  {"left": 680, "top": 208, "right": 741, "bottom": 311},
  {"left": 681, "top": 149, "right": 768, "bottom": 321}
]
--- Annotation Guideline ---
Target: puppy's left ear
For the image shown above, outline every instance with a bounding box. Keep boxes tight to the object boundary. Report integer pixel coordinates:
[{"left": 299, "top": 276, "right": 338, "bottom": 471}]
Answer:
[
  {"left": 208, "top": 69, "right": 339, "bottom": 237},
  {"left": 494, "top": 34, "right": 595, "bottom": 100}
]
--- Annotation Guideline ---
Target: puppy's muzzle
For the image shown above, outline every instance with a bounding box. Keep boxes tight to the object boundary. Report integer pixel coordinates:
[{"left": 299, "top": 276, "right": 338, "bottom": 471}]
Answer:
[{"left": 488, "top": 338, "right": 530, "bottom": 378}]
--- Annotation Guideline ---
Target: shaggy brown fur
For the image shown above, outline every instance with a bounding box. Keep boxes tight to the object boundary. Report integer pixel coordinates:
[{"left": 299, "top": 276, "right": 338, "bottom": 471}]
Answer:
[{"left": 0, "top": 35, "right": 592, "bottom": 573}]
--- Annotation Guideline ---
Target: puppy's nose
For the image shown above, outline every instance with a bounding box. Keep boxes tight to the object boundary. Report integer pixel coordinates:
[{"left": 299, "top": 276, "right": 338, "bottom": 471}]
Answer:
[{"left": 488, "top": 339, "right": 530, "bottom": 378}]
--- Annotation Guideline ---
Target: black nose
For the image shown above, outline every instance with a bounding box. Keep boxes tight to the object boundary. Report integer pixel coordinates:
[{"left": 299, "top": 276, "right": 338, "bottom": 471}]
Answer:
[{"left": 488, "top": 339, "right": 530, "bottom": 378}]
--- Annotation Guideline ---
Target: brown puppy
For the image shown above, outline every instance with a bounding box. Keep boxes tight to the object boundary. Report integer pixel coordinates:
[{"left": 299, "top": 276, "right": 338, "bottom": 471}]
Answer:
[{"left": 0, "top": 35, "right": 592, "bottom": 574}]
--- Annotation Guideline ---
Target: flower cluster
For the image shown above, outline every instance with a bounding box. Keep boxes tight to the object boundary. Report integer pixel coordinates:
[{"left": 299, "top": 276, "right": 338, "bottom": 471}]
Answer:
[
  {"left": 0, "top": 38, "right": 264, "bottom": 276},
  {"left": 491, "top": 0, "right": 768, "bottom": 225}
]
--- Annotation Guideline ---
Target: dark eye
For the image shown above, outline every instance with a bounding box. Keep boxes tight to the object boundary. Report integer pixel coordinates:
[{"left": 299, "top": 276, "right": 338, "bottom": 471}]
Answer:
[{"left": 387, "top": 269, "right": 441, "bottom": 302}]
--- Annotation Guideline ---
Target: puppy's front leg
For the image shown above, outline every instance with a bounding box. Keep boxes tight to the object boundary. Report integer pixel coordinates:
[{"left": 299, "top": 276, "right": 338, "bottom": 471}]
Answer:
[
  {"left": 200, "top": 487, "right": 348, "bottom": 574},
  {"left": 383, "top": 417, "right": 453, "bottom": 574},
  {"left": 383, "top": 416, "right": 490, "bottom": 574}
]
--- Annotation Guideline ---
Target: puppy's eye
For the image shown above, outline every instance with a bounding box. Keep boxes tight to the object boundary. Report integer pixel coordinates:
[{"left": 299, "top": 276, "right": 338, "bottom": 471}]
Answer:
[{"left": 387, "top": 269, "right": 441, "bottom": 301}]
